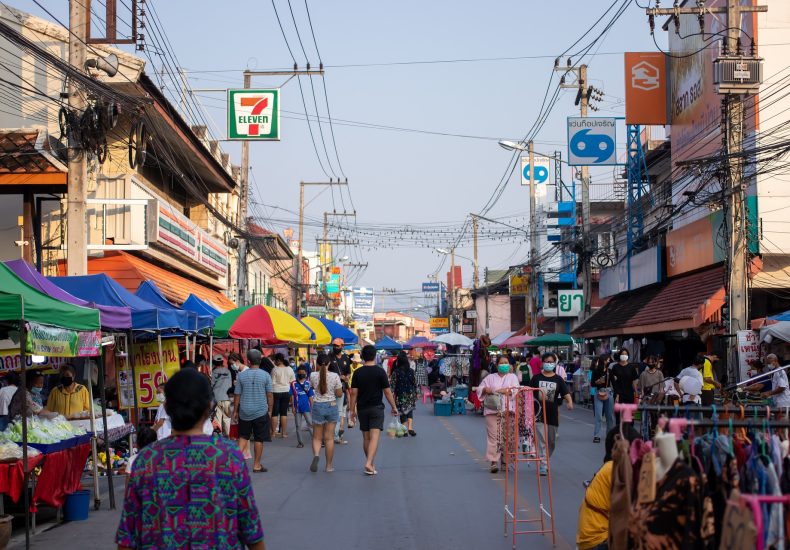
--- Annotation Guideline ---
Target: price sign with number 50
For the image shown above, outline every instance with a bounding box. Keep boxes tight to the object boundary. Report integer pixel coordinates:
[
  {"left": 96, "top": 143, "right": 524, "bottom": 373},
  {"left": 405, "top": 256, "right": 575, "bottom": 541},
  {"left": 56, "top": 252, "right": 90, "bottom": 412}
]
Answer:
[{"left": 117, "top": 339, "right": 180, "bottom": 409}]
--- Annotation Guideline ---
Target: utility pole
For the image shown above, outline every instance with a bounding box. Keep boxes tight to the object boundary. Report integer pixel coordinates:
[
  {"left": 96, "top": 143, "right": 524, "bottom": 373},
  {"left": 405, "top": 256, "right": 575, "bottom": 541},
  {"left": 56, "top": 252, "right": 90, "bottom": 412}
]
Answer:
[
  {"left": 450, "top": 248, "right": 456, "bottom": 332},
  {"left": 295, "top": 180, "right": 348, "bottom": 317},
  {"left": 557, "top": 63, "right": 592, "bottom": 319},
  {"left": 484, "top": 267, "right": 490, "bottom": 335},
  {"left": 645, "top": 0, "right": 766, "bottom": 381},
  {"left": 66, "top": 0, "right": 88, "bottom": 275},
  {"left": 528, "top": 140, "right": 538, "bottom": 335},
  {"left": 471, "top": 214, "right": 479, "bottom": 289}
]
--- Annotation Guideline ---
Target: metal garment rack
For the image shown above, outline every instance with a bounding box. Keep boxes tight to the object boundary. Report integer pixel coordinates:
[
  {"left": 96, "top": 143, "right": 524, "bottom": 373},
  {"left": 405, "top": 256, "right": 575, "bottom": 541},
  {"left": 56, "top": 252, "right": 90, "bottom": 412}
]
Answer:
[{"left": 501, "top": 388, "right": 556, "bottom": 549}]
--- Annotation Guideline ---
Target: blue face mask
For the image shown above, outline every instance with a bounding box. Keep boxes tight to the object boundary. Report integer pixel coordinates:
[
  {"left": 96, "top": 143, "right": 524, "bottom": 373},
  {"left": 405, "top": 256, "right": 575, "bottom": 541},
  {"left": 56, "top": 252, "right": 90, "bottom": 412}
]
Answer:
[
  {"left": 543, "top": 363, "right": 556, "bottom": 372},
  {"left": 31, "top": 387, "right": 42, "bottom": 395}
]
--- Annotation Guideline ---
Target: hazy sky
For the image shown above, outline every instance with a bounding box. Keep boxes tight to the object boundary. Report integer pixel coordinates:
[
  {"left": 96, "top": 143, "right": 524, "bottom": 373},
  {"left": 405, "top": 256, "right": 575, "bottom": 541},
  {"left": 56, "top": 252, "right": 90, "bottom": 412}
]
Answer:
[{"left": 14, "top": 0, "right": 661, "bottom": 313}]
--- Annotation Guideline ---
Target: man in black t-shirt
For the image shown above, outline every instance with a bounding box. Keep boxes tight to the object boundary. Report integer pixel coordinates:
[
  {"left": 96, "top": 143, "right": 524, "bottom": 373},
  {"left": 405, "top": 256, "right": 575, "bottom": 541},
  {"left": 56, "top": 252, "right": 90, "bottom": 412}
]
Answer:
[
  {"left": 328, "top": 338, "right": 352, "bottom": 440},
  {"left": 349, "top": 344, "right": 399, "bottom": 476},
  {"left": 529, "top": 352, "right": 573, "bottom": 476}
]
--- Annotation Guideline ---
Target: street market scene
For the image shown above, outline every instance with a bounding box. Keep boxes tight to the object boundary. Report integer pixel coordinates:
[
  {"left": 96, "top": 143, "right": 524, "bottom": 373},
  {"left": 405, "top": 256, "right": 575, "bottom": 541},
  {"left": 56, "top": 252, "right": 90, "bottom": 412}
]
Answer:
[{"left": 0, "top": 0, "right": 786, "bottom": 549}]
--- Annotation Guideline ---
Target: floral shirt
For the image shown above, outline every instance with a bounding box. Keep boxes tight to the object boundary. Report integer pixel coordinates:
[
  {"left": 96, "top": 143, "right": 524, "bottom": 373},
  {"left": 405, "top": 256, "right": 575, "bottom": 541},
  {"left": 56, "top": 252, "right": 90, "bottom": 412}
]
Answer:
[
  {"left": 390, "top": 367, "right": 417, "bottom": 414},
  {"left": 116, "top": 434, "right": 263, "bottom": 549}
]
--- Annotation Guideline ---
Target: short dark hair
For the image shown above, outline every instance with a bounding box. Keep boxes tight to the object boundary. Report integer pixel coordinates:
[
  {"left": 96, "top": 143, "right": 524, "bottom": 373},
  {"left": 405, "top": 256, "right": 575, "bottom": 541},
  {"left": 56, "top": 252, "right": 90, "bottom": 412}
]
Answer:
[
  {"left": 361, "top": 345, "right": 377, "bottom": 362},
  {"left": 296, "top": 365, "right": 307, "bottom": 373},
  {"left": 135, "top": 425, "right": 158, "bottom": 450},
  {"left": 228, "top": 352, "right": 243, "bottom": 364},
  {"left": 541, "top": 352, "right": 557, "bottom": 362},
  {"left": 5, "top": 372, "right": 19, "bottom": 387},
  {"left": 195, "top": 354, "right": 207, "bottom": 365},
  {"left": 181, "top": 360, "right": 196, "bottom": 370},
  {"left": 604, "top": 424, "right": 639, "bottom": 462},
  {"left": 25, "top": 372, "right": 43, "bottom": 390},
  {"left": 61, "top": 364, "right": 76, "bottom": 376},
  {"left": 693, "top": 354, "right": 706, "bottom": 366},
  {"left": 164, "top": 369, "right": 212, "bottom": 431},
  {"left": 316, "top": 353, "right": 330, "bottom": 367},
  {"left": 272, "top": 353, "right": 286, "bottom": 365},
  {"left": 246, "top": 349, "right": 262, "bottom": 366}
]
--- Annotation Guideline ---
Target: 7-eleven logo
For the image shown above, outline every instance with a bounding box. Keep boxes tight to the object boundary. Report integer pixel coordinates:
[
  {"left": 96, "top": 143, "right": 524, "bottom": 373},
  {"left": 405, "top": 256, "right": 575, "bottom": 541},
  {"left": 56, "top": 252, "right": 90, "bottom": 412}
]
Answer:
[{"left": 228, "top": 89, "right": 280, "bottom": 140}]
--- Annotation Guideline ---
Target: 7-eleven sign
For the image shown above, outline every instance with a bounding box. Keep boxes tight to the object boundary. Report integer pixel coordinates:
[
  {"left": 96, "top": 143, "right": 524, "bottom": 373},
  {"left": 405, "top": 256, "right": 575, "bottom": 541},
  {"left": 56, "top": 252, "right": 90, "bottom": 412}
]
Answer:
[{"left": 227, "top": 89, "right": 280, "bottom": 140}]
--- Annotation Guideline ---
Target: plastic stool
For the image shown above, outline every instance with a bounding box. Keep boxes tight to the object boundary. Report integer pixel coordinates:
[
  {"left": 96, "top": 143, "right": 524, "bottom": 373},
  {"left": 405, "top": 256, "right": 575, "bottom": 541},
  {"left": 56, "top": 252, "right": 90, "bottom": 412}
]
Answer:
[
  {"left": 451, "top": 397, "right": 466, "bottom": 415},
  {"left": 421, "top": 386, "right": 433, "bottom": 405}
]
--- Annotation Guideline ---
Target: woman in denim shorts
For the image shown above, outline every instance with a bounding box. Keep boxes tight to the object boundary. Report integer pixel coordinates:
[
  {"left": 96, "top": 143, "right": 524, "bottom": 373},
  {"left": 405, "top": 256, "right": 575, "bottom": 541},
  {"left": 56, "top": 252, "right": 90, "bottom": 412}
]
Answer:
[{"left": 308, "top": 353, "right": 343, "bottom": 473}]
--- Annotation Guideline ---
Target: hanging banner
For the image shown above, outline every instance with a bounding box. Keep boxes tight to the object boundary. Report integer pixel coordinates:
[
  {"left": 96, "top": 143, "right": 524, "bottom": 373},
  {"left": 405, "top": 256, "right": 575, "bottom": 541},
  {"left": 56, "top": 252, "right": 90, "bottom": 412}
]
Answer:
[
  {"left": 736, "top": 330, "right": 760, "bottom": 383},
  {"left": 26, "top": 322, "right": 100, "bottom": 357},
  {"left": 0, "top": 349, "right": 68, "bottom": 372},
  {"left": 117, "top": 339, "right": 180, "bottom": 409},
  {"left": 624, "top": 52, "right": 669, "bottom": 125}
]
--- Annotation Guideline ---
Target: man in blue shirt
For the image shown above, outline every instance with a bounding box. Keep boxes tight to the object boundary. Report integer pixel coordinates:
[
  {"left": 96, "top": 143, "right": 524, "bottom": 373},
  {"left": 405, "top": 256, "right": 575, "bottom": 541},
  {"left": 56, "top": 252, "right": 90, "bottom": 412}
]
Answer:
[
  {"left": 290, "top": 365, "right": 314, "bottom": 448},
  {"left": 233, "top": 349, "right": 273, "bottom": 473}
]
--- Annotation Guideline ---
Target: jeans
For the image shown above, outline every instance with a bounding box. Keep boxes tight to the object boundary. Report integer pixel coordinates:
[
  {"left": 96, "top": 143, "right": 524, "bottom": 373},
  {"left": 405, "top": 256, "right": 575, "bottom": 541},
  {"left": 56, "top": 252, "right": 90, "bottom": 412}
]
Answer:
[
  {"left": 334, "top": 394, "right": 346, "bottom": 438},
  {"left": 593, "top": 390, "right": 614, "bottom": 438},
  {"left": 293, "top": 411, "right": 313, "bottom": 445}
]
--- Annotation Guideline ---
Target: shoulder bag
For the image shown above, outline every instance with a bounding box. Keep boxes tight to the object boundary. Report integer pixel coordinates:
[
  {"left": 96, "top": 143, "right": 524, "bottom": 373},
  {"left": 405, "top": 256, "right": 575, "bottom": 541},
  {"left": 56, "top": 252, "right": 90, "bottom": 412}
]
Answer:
[{"left": 483, "top": 392, "right": 503, "bottom": 412}]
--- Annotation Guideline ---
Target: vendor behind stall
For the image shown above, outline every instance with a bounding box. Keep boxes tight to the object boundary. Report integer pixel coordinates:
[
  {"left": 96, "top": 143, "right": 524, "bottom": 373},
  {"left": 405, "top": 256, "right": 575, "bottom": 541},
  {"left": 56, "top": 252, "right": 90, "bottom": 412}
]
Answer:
[
  {"left": 46, "top": 364, "right": 90, "bottom": 419},
  {"left": 9, "top": 372, "right": 57, "bottom": 419}
]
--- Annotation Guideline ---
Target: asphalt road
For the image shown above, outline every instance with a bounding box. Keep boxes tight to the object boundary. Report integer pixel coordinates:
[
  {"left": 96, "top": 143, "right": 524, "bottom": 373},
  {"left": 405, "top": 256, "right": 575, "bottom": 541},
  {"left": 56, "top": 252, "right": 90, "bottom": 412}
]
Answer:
[{"left": 11, "top": 399, "right": 606, "bottom": 549}]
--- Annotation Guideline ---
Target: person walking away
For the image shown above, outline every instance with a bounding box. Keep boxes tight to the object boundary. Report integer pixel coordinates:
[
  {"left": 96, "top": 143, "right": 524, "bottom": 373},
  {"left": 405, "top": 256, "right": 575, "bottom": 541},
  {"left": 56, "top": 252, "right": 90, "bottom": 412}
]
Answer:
[
  {"left": 611, "top": 349, "right": 638, "bottom": 408},
  {"left": 270, "top": 353, "right": 295, "bottom": 438},
  {"left": 529, "top": 352, "right": 573, "bottom": 476},
  {"left": 328, "top": 338, "right": 351, "bottom": 443},
  {"left": 46, "top": 364, "right": 91, "bottom": 419},
  {"left": 476, "top": 355, "right": 520, "bottom": 473},
  {"left": 233, "top": 349, "right": 273, "bottom": 473},
  {"left": 391, "top": 351, "right": 418, "bottom": 436},
  {"left": 211, "top": 354, "right": 233, "bottom": 436},
  {"left": 762, "top": 354, "right": 790, "bottom": 408},
  {"left": 116, "top": 368, "right": 265, "bottom": 550},
  {"left": 0, "top": 372, "right": 19, "bottom": 430},
  {"left": 576, "top": 425, "right": 640, "bottom": 550},
  {"left": 260, "top": 356, "right": 274, "bottom": 376},
  {"left": 591, "top": 355, "right": 614, "bottom": 443},
  {"left": 700, "top": 354, "right": 721, "bottom": 406},
  {"left": 413, "top": 348, "right": 429, "bottom": 391},
  {"left": 290, "top": 365, "right": 314, "bottom": 449},
  {"left": 349, "top": 345, "right": 399, "bottom": 476},
  {"left": 153, "top": 383, "right": 213, "bottom": 439},
  {"left": 528, "top": 348, "right": 543, "bottom": 377},
  {"left": 309, "top": 353, "right": 342, "bottom": 472}
]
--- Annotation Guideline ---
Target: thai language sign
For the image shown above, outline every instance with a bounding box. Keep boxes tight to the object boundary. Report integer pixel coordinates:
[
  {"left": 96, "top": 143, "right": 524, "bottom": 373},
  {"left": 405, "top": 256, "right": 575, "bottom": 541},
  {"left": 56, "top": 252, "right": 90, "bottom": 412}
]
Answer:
[{"left": 117, "top": 338, "right": 180, "bottom": 409}]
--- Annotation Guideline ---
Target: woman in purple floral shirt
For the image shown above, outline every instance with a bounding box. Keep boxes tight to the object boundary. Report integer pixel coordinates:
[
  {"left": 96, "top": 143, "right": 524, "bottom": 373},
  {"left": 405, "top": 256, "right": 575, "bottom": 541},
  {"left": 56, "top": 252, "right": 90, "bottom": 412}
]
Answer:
[{"left": 116, "top": 369, "right": 265, "bottom": 550}]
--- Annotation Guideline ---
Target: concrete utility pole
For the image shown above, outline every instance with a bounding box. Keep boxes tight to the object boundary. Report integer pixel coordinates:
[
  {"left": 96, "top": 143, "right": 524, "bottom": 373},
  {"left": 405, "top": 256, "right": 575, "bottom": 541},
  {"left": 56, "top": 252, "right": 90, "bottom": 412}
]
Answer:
[
  {"left": 484, "top": 267, "right": 490, "bottom": 335},
  {"left": 528, "top": 140, "right": 538, "bottom": 335},
  {"left": 645, "top": 0, "right": 767, "bottom": 380},
  {"left": 471, "top": 214, "right": 479, "bottom": 289},
  {"left": 450, "top": 248, "right": 456, "bottom": 332},
  {"left": 67, "top": 0, "right": 88, "bottom": 275},
  {"left": 557, "top": 63, "right": 591, "bottom": 319}
]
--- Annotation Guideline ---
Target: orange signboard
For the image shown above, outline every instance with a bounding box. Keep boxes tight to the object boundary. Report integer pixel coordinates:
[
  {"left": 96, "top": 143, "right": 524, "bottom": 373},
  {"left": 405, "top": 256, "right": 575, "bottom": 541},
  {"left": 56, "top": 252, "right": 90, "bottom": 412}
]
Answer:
[{"left": 624, "top": 52, "right": 669, "bottom": 125}]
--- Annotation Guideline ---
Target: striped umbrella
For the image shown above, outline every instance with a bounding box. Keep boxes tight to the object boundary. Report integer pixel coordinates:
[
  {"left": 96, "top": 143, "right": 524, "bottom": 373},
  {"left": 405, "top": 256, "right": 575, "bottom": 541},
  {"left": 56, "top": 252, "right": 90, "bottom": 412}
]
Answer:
[
  {"left": 301, "top": 317, "right": 358, "bottom": 346},
  {"left": 214, "top": 305, "right": 314, "bottom": 344}
]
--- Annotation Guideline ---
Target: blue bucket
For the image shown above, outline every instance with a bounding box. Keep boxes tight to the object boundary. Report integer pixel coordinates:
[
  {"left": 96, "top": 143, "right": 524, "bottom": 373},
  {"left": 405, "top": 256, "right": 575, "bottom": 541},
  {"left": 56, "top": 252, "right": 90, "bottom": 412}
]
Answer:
[{"left": 63, "top": 490, "right": 90, "bottom": 521}]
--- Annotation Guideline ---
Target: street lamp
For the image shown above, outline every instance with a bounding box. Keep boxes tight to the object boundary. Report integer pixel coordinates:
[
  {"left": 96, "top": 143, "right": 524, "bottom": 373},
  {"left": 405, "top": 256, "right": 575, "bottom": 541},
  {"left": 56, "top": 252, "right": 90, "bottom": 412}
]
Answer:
[{"left": 498, "top": 139, "right": 528, "bottom": 152}]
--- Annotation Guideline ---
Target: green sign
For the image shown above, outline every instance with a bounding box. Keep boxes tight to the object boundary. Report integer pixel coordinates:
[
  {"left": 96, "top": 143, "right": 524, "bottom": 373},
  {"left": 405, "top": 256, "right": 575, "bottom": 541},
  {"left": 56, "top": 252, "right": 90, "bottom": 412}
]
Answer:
[
  {"left": 304, "top": 306, "right": 328, "bottom": 317},
  {"left": 26, "top": 322, "right": 101, "bottom": 357},
  {"left": 227, "top": 89, "right": 280, "bottom": 140}
]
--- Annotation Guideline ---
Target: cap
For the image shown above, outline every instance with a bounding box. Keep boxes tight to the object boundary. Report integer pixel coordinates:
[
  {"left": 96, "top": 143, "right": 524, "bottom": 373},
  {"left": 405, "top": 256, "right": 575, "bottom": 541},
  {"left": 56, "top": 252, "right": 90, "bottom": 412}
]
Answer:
[
  {"left": 351, "top": 353, "right": 362, "bottom": 363},
  {"left": 212, "top": 354, "right": 223, "bottom": 364},
  {"left": 332, "top": 337, "right": 344, "bottom": 346}
]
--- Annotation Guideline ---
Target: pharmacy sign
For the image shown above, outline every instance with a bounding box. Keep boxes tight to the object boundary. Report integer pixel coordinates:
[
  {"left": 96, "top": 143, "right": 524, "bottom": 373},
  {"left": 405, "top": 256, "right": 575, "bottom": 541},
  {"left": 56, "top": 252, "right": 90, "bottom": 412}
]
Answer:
[{"left": 227, "top": 89, "right": 280, "bottom": 140}]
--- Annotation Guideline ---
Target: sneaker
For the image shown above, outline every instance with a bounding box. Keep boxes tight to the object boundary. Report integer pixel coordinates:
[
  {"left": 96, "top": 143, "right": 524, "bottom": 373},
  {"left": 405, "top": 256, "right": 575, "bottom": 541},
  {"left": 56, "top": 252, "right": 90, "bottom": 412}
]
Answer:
[
  {"left": 539, "top": 465, "right": 548, "bottom": 476},
  {"left": 334, "top": 437, "right": 348, "bottom": 445}
]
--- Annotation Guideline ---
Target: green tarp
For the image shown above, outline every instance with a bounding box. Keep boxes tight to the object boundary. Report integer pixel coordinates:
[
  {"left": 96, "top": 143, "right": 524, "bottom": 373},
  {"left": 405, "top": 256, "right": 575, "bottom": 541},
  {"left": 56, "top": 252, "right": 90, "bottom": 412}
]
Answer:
[
  {"left": 527, "top": 333, "right": 578, "bottom": 347},
  {"left": 0, "top": 263, "right": 100, "bottom": 331}
]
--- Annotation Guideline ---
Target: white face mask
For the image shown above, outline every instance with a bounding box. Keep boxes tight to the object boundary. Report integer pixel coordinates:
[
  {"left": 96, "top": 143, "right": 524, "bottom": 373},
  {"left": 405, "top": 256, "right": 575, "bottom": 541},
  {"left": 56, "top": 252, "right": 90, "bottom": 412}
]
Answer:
[
  {"left": 156, "top": 392, "right": 165, "bottom": 403},
  {"left": 620, "top": 355, "right": 629, "bottom": 362}
]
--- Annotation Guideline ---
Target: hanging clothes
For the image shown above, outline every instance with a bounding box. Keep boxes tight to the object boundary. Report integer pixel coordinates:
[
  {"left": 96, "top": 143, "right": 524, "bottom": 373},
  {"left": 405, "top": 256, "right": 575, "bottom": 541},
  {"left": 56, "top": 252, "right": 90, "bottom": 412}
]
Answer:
[
  {"left": 609, "top": 436, "right": 633, "bottom": 550},
  {"left": 629, "top": 458, "right": 704, "bottom": 550}
]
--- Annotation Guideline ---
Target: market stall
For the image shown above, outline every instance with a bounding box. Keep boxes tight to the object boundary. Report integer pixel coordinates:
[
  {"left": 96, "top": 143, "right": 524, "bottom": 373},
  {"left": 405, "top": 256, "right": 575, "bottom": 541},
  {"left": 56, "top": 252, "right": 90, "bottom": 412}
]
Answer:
[
  {"left": 0, "top": 263, "right": 101, "bottom": 548},
  {"left": 213, "top": 304, "right": 315, "bottom": 344}
]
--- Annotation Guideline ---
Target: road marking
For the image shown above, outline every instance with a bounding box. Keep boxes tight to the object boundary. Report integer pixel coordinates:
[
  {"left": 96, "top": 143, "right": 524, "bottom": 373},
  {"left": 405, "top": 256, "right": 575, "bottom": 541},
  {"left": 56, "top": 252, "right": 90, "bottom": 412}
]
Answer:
[{"left": 437, "top": 417, "right": 573, "bottom": 550}]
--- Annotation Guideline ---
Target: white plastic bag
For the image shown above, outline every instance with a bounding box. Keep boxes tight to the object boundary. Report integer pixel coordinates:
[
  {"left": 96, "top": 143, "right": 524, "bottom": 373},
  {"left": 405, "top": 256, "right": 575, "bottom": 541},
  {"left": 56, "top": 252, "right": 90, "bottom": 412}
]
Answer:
[{"left": 387, "top": 419, "right": 398, "bottom": 438}]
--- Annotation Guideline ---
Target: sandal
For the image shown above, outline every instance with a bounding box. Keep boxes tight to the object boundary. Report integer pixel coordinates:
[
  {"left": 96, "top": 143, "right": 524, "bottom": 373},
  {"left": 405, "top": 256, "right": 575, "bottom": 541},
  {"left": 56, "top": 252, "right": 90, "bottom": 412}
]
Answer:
[
  {"left": 490, "top": 463, "right": 499, "bottom": 474},
  {"left": 408, "top": 430, "right": 417, "bottom": 437},
  {"left": 252, "top": 466, "right": 267, "bottom": 473},
  {"left": 310, "top": 456, "right": 319, "bottom": 473},
  {"left": 364, "top": 467, "right": 376, "bottom": 476}
]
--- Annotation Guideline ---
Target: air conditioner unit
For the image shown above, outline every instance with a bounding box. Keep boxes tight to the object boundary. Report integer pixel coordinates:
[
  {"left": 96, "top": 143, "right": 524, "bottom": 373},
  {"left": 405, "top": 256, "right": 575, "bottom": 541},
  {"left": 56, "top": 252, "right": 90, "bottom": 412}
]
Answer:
[{"left": 713, "top": 56, "right": 763, "bottom": 95}]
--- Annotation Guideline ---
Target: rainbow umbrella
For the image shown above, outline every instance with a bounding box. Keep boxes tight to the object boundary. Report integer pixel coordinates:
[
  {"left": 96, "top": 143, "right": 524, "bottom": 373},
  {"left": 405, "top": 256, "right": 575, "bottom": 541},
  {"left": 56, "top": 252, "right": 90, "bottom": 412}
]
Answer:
[
  {"left": 301, "top": 317, "right": 358, "bottom": 346},
  {"left": 214, "top": 305, "right": 315, "bottom": 344}
]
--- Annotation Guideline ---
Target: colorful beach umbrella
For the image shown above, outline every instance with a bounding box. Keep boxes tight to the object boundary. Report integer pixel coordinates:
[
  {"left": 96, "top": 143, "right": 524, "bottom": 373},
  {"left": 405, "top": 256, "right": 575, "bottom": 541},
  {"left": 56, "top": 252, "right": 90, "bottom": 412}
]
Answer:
[
  {"left": 214, "top": 305, "right": 314, "bottom": 344},
  {"left": 301, "top": 317, "right": 358, "bottom": 346}
]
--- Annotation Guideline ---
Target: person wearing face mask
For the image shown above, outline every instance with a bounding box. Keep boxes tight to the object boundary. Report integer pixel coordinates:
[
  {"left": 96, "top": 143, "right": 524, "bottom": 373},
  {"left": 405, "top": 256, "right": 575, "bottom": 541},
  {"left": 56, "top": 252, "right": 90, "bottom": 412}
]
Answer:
[
  {"left": 290, "top": 366, "right": 314, "bottom": 449},
  {"left": 610, "top": 349, "right": 638, "bottom": 408},
  {"left": 8, "top": 371, "right": 57, "bottom": 420},
  {"left": 638, "top": 356, "right": 665, "bottom": 404},
  {"left": 46, "top": 364, "right": 90, "bottom": 419},
  {"left": 762, "top": 353, "right": 790, "bottom": 407},
  {"left": 328, "top": 338, "right": 352, "bottom": 442},
  {"left": 28, "top": 372, "right": 45, "bottom": 407},
  {"left": 529, "top": 353, "right": 573, "bottom": 476},
  {"left": 476, "top": 355, "right": 520, "bottom": 473}
]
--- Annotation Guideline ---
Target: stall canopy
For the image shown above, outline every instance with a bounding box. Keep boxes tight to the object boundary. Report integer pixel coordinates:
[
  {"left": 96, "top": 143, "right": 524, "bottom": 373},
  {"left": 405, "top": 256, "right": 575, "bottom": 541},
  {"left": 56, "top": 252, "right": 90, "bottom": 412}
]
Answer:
[
  {"left": 5, "top": 260, "right": 132, "bottom": 330},
  {"left": 527, "top": 333, "right": 577, "bottom": 347},
  {"left": 183, "top": 294, "right": 221, "bottom": 318},
  {"left": 769, "top": 310, "right": 790, "bottom": 322},
  {"left": 491, "top": 330, "right": 517, "bottom": 348},
  {"left": 301, "top": 317, "right": 358, "bottom": 346},
  {"left": 431, "top": 332, "right": 473, "bottom": 347},
  {"left": 375, "top": 335, "right": 405, "bottom": 351},
  {"left": 501, "top": 333, "right": 535, "bottom": 349},
  {"left": 50, "top": 274, "right": 185, "bottom": 331},
  {"left": 760, "top": 322, "right": 790, "bottom": 343},
  {"left": 136, "top": 281, "right": 210, "bottom": 331},
  {"left": 404, "top": 335, "right": 438, "bottom": 349},
  {"left": 0, "top": 263, "right": 100, "bottom": 331}
]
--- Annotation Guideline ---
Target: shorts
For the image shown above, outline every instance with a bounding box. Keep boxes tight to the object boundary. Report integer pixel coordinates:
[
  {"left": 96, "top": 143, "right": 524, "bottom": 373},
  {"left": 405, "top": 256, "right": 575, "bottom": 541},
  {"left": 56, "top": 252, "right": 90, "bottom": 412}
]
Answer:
[
  {"left": 399, "top": 409, "right": 413, "bottom": 424},
  {"left": 272, "top": 392, "right": 290, "bottom": 416},
  {"left": 357, "top": 405, "right": 385, "bottom": 432},
  {"left": 312, "top": 401, "right": 339, "bottom": 425},
  {"left": 238, "top": 414, "right": 272, "bottom": 442}
]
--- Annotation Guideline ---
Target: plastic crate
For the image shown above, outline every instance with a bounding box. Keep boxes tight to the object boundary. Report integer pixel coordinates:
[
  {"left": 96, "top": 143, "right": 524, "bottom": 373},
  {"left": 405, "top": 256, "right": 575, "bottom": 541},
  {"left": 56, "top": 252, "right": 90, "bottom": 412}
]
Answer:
[
  {"left": 452, "top": 385, "right": 469, "bottom": 399},
  {"left": 434, "top": 401, "right": 452, "bottom": 416}
]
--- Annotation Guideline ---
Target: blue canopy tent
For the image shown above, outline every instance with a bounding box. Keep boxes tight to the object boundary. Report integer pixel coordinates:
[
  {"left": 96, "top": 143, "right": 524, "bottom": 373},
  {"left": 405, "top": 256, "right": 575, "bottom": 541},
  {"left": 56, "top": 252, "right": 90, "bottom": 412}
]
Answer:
[
  {"left": 49, "top": 274, "right": 185, "bottom": 332},
  {"left": 183, "top": 294, "right": 222, "bottom": 318},
  {"left": 375, "top": 335, "right": 405, "bottom": 351},
  {"left": 135, "top": 281, "right": 211, "bottom": 331},
  {"left": 769, "top": 310, "right": 790, "bottom": 322}
]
